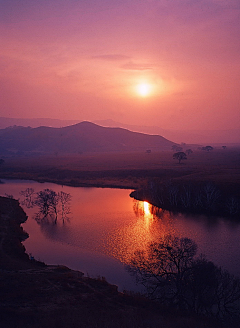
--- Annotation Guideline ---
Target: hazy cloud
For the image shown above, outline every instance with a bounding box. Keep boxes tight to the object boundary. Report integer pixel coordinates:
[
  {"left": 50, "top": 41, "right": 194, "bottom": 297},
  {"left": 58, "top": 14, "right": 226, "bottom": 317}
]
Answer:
[
  {"left": 92, "top": 55, "right": 131, "bottom": 61},
  {"left": 0, "top": 0, "right": 239, "bottom": 130},
  {"left": 121, "top": 61, "right": 154, "bottom": 71}
]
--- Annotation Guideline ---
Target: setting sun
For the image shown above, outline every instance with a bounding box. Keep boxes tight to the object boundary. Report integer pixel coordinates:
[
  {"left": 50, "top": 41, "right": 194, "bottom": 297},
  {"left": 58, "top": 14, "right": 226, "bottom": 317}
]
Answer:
[{"left": 136, "top": 83, "right": 152, "bottom": 97}]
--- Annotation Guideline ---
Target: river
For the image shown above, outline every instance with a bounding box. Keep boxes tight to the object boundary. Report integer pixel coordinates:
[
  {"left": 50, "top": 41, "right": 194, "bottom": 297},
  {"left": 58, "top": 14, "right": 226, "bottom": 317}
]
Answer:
[{"left": 0, "top": 179, "right": 240, "bottom": 292}]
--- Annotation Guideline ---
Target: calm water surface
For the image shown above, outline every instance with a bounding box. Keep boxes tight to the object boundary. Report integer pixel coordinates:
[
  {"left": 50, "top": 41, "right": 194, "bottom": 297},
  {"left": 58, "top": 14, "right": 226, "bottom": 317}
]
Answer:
[{"left": 1, "top": 179, "right": 240, "bottom": 291}]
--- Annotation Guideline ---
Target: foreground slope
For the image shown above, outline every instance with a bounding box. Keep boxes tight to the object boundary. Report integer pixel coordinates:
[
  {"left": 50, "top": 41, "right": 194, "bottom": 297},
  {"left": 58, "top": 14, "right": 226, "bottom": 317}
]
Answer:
[{"left": 0, "top": 196, "right": 222, "bottom": 328}]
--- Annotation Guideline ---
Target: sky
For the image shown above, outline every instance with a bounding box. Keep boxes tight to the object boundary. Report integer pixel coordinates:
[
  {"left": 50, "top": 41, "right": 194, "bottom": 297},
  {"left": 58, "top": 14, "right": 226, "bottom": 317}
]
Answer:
[{"left": 0, "top": 0, "right": 240, "bottom": 131}]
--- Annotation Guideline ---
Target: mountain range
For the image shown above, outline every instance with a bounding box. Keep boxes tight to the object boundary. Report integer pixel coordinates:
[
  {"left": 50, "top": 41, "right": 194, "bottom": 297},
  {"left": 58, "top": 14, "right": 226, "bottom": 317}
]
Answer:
[
  {"left": 94, "top": 120, "right": 240, "bottom": 145},
  {"left": 0, "top": 117, "right": 239, "bottom": 144},
  {"left": 0, "top": 121, "right": 175, "bottom": 155}
]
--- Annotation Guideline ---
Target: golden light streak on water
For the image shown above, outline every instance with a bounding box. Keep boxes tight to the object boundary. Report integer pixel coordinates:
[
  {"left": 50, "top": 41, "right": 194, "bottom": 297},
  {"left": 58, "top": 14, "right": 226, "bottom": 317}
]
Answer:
[{"left": 105, "top": 200, "right": 176, "bottom": 265}]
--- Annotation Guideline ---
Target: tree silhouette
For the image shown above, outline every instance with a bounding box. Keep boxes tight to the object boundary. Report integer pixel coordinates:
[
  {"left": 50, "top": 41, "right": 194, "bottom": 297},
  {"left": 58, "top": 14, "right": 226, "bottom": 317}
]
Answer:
[
  {"left": 19, "top": 187, "right": 35, "bottom": 208},
  {"left": 35, "top": 189, "right": 58, "bottom": 217},
  {"left": 171, "top": 145, "right": 183, "bottom": 152},
  {"left": 33, "top": 189, "right": 71, "bottom": 224},
  {"left": 186, "top": 149, "right": 193, "bottom": 155},
  {"left": 129, "top": 235, "right": 197, "bottom": 307},
  {"left": 173, "top": 151, "right": 187, "bottom": 164},
  {"left": 202, "top": 146, "right": 213, "bottom": 151},
  {"left": 129, "top": 235, "right": 240, "bottom": 320},
  {"left": 58, "top": 191, "right": 71, "bottom": 222}
]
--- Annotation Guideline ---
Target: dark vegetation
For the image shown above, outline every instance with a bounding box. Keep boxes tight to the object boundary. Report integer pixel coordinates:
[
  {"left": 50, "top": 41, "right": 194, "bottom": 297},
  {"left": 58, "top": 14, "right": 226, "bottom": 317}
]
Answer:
[
  {"left": 131, "top": 179, "right": 240, "bottom": 217},
  {"left": 0, "top": 196, "right": 30, "bottom": 269},
  {"left": 128, "top": 235, "right": 240, "bottom": 325},
  {"left": 0, "top": 196, "right": 224, "bottom": 328},
  {"left": 20, "top": 187, "right": 71, "bottom": 224},
  {"left": 201, "top": 145, "right": 214, "bottom": 151},
  {"left": 173, "top": 151, "right": 187, "bottom": 164}
]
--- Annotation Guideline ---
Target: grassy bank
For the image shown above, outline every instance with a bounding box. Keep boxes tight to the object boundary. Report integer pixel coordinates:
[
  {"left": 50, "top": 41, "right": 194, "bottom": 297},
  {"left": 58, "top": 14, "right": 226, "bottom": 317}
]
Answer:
[
  {"left": 0, "top": 148, "right": 239, "bottom": 189},
  {"left": 1, "top": 149, "right": 239, "bottom": 219}
]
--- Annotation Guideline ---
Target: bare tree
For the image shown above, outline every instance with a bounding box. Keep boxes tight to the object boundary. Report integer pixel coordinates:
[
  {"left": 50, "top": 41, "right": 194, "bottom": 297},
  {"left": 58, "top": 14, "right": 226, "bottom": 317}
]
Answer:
[
  {"left": 34, "top": 189, "right": 72, "bottom": 224},
  {"left": 215, "top": 269, "right": 240, "bottom": 319},
  {"left": 129, "top": 235, "right": 240, "bottom": 320},
  {"left": 225, "top": 196, "right": 239, "bottom": 215},
  {"left": 186, "top": 256, "right": 219, "bottom": 314},
  {"left": 58, "top": 191, "right": 71, "bottom": 221},
  {"left": 129, "top": 235, "right": 197, "bottom": 307},
  {"left": 167, "top": 183, "right": 179, "bottom": 206},
  {"left": 156, "top": 187, "right": 165, "bottom": 207},
  {"left": 180, "top": 185, "right": 192, "bottom": 208},
  {"left": 19, "top": 187, "right": 35, "bottom": 208},
  {"left": 35, "top": 189, "right": 58, "bottom": 222},
  {"left": 202, "top": 183, "right": 221, "bottom": 210},
  {"left": 188, "top": 257, "right": 240, "bottom": 319},
  {"left": 193, "top": 190, "right": 203, "bottom": 209}
]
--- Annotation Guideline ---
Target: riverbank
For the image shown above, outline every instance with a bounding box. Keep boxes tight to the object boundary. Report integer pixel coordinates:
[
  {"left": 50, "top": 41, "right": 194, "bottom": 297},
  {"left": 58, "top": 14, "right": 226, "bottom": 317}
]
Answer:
[
  {"left": 130, "top": 178, "right": 240, "bottom": 218},
  {"left": 1, "top": 149, "right": 240, "bottom": 188},
  {"left": 0, "top": 195, "right": 226, "bottom": 328},
  {"left": 1, "top": 149, "right": 240, "bottom": 218}
]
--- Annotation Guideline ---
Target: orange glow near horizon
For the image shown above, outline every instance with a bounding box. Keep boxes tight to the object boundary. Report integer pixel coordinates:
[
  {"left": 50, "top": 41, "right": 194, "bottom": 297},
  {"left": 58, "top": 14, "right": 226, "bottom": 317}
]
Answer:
[{"left": 0, "top": 1, "right": 239, "bottom": 134}]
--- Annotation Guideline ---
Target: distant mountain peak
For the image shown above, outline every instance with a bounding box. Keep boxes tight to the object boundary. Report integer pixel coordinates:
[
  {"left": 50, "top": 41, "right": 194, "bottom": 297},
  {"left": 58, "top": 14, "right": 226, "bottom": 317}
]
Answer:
[{"left": 0, "top": 121, "right": 175, "bottom": 155}]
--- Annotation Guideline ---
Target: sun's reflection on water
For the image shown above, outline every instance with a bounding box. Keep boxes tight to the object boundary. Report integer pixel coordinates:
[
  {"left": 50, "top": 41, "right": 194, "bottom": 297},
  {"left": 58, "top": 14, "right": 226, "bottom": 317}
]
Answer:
[
  {"left": 106, "top": 200, "right": 176, "bottom": 265},
  {"left": 134, "top": 201, "right": 154, "bottom": 230},
  {"left": 142, "top": 201, "right": 153, "bottom": 227}
]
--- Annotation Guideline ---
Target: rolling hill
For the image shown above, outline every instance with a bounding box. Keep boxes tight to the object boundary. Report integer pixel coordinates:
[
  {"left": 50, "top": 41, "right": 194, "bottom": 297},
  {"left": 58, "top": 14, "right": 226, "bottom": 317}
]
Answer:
[
  {"left": 1, "top": 117, "right": 239, "bottom": 144},
  {"left": 0, "top": 121, "right": 175, "bottom": 155},
  {"left": 94, "top": 119, "right": 240, "bottom": 145}
]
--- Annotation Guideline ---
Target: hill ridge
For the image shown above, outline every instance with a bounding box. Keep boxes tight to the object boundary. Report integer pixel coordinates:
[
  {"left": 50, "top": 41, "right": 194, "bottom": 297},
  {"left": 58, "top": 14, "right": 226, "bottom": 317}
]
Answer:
[{"left": 0, "top": 122, "right": 175, "bottom": 155}]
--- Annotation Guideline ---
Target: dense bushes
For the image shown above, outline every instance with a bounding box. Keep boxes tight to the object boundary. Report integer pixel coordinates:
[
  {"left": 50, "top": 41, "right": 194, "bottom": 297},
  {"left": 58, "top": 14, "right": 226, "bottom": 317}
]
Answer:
[
  {"left": 128, "top": 235, "right": 240, "bottom": 325},
  {"left": 132, "top": 181, "right": 240, "bottom": 217}
]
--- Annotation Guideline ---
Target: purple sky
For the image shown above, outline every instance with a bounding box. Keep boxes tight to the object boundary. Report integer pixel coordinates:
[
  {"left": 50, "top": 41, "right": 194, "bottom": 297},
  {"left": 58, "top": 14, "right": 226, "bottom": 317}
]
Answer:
[{"left": 1, "top": 0, "right": 240, "bottom": 131}]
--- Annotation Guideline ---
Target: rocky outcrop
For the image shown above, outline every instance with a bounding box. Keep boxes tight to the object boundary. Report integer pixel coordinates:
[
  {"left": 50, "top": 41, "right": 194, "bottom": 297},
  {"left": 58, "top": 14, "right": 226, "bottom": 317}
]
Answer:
[{"left": 0, "top": 196, "right": 30, "bottom": 269}]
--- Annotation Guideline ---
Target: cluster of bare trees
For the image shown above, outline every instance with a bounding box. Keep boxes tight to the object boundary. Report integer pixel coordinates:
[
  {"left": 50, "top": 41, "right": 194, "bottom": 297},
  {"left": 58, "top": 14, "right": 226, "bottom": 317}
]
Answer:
[
  {"left": 20, "top": 188, "right": 71, "bottom": 224},
  {"left": 128, "top": 234, "right": 240, "bottom": 323},
  {"left": 225, "top": 196, "right": 240, "bottom": 215},
  {"left": 145, "top": 181, "right": 239, "bottom": 216}
]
